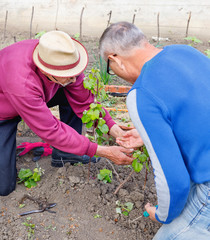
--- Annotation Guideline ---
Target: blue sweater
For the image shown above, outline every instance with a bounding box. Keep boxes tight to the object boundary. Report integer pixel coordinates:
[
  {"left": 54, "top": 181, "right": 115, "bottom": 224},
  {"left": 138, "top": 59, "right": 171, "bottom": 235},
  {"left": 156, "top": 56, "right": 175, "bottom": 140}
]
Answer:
[{"left": 127, "top": 45, "right": 210, "bottom": 224}]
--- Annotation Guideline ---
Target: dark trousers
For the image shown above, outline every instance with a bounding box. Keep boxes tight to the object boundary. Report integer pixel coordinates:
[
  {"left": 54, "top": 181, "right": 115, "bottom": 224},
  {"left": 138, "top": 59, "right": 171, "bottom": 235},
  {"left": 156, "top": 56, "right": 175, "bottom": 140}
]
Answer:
[
  {"left": 0, "top": 88, "right": 82, "bottom": 196},
  {"left": 0, "top": 117, "right": 21, "bottom": 196}
]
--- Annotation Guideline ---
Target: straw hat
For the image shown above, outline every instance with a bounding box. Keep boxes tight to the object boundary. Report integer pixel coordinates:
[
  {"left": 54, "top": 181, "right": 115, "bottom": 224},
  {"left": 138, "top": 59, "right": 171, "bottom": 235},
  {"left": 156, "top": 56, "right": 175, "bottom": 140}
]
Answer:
[{"left": 33, "top": 30, "right": 88, "bottom": 77}]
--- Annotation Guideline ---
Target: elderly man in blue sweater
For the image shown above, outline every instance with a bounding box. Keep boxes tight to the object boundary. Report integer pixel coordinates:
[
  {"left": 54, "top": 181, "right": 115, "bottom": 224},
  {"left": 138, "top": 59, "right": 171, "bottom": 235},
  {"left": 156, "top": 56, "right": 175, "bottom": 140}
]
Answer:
[{"left": 99, "top": 22, "right": 210, "bottom": 240}]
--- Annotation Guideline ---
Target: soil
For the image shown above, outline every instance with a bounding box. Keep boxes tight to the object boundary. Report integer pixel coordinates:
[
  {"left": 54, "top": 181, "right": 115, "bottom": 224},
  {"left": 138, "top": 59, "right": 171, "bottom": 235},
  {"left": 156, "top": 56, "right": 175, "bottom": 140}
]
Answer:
[{"left": 0, "top": 31, "right": 209, "bottom": 240}]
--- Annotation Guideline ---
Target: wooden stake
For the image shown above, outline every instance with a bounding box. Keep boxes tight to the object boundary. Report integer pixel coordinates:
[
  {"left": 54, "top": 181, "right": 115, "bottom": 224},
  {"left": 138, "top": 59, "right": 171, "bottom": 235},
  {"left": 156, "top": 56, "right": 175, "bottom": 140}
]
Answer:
[
  {"left": 29, "top": 6, "right": 34, "bottom": 39},
  {"left": 55, "top": 0, "right": 59, "bottom": 30},
  {"left": 80, "top": 7, "right": 85, "bottom": 41},
  {"left": 3, "top": 10, "right": 8, "bottom": 41},
  {"left": 107, "top": 10, "right": 112, "bottom": 28},
  {"left": 132, "top": 13, "right": 136, "bottom": 24},
  {"left": 185, "top": 11, "right": 191, "bottom": 38},
  {"left": 157, "top": 12, "right": 160, "bottom": 45}
]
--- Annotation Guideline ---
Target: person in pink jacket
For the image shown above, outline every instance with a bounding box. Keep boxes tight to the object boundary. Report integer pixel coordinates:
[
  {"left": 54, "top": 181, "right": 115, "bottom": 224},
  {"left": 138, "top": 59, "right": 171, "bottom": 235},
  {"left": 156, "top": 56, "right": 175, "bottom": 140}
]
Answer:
[{"left": 0, "top": 30, "right": 133, "bottom": 196}]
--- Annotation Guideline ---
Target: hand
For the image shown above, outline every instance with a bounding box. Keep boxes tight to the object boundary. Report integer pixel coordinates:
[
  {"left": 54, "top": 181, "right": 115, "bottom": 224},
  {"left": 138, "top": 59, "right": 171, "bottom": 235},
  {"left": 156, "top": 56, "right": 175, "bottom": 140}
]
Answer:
[
  {"left": 116, "top": 129, "right": 144, "bottom": 148},
  {"left": 145, "top": 203, "right": 158, "bottom": 222},
  {"left": 109, "top": 124, "right": 125, "bottom": 138},
  {"left": 96, "top": 145, "right": 134, "bottom": 165}
]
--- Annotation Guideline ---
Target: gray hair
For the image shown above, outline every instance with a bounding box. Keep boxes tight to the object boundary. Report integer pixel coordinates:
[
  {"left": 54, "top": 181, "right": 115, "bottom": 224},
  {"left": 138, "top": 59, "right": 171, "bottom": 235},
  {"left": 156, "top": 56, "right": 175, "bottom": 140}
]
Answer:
[{"left": 99, "top": 22, "right": 147, "bottom": 60}]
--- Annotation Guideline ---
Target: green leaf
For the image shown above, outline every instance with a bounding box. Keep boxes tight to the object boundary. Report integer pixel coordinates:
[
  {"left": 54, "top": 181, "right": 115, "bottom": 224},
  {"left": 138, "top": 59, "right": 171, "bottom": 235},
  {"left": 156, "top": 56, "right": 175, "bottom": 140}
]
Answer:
[
  {"left": 81, "top": 113, "right": 91, "bottom": 123},
  {"left": 18, "top": 169, "right": 33, "bottom": 180},
  {"left": 97, "top": 169, "right": 112, "bottom": 183},
  {"left": 33, "top": 172, "right": 40, "bottom": 182},
  {"left": 139, "top": 154, "right": 148, "bottom": 163},
  {"left": 96, "top": 128, "right": 103, "bottom": 136},
  {"left": 143, "top": 146, "right": 149, "bottom": 157},
  {"left": 35, "top": 31, "right": 46, "bottom": 39},
  {"left": 116, "top": 207, "right": 122, "bottom": 214},
  {"left": 92, "top": 110, "right": 100, "bottom": 120},
  {"left": 124, "top": 202, "right": 134, "bottom": 211},
  {"left": 90, "top": 103, "right": 98, "bottom": 109},
  {"left": 132, "top": 159, "right": 143, "bottom": 172},
  {"left": 122, "top": 211, "right": 129, "bottom": 216},
  {"left": 98, "top": 118, "right": 106, "bottom": 126},
  {"left": 99, "top": 124, "right": 109, "bottom": 134},
  {"left": 86, "top": 121, "right": 94, "bottom": 128},
  {"left": 101, "top": 108, "right": 106, "bottom": 118}
]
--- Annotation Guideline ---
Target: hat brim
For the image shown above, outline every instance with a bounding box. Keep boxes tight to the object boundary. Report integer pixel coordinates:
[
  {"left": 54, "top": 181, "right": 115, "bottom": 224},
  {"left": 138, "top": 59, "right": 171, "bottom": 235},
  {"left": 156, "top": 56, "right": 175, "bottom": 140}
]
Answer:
[{"left": 33, "top": 38, "right": 89, "bottom": 77}]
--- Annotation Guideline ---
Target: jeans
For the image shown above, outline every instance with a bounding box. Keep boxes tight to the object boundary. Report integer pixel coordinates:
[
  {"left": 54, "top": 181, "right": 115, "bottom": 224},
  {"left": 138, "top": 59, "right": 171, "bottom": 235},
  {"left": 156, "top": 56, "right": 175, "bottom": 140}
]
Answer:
[{"left": 153, "top": 181, "right": 210, "bottom": 240}]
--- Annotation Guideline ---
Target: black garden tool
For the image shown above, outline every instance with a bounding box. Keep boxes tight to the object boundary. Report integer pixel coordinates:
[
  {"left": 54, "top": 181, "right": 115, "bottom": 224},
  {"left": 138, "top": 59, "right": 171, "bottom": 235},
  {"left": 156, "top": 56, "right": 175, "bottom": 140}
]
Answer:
[{"left": 19, "top": 194, "right": 56, "bottom": 216}]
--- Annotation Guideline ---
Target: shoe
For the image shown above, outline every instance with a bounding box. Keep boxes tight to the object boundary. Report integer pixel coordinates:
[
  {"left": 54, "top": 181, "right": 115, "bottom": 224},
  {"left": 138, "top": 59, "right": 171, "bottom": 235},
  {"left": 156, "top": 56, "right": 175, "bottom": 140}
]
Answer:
[{"left": 51, "top": 149, "right": 100, "bottom": 167}]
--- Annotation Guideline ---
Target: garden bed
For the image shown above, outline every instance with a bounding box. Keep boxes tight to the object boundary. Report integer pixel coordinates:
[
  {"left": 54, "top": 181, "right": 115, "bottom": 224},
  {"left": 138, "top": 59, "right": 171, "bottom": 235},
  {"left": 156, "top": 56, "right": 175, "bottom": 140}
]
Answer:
[{"left": 0, "top": 31, "right": 209, "bottom": 240}]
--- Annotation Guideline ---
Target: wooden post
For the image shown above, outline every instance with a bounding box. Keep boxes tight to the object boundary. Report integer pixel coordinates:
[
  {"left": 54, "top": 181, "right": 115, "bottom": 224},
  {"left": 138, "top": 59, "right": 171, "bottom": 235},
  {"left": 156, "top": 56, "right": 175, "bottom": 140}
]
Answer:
[
  {"left": 55, "top": 0, "right": 59, "bottom": 30},
  {"left": 30, "top": 6, "right": 34, "bottom": 39},
  {"left": 80, "top": 7, "right": 85, "bottom": 41},
  {"left": 107, "top": 10, "right": 112, "bottom": 28},
  {"left": 3, "top": 10, "right": 8, "bottom": 41},
  {"left": 132, "top": 13, "right": 136, "bottom": 24},
  {"left": 157, "top": 12, "right": 160, "bottom": 45},
  {"left": 185, "top": 11, "right": 191, "bottom": 38}
]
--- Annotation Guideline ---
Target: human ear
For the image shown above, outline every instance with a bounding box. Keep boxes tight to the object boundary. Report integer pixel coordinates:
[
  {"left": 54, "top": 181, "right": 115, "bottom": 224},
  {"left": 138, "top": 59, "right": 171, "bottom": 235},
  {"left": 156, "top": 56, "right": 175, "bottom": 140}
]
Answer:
[{"left": 108, "top": 55, "right": 125, "bottom": 70}]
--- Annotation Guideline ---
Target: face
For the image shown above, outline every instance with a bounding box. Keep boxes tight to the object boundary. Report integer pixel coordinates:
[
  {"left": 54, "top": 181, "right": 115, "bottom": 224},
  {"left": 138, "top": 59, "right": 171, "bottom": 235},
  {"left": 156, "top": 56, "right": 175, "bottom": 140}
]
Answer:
[
  {"left": 47, "top": 75, "right": 77, "bottom": 87},
  {"left": 107, "top": 54, "right": 139, "bottom": 84}
]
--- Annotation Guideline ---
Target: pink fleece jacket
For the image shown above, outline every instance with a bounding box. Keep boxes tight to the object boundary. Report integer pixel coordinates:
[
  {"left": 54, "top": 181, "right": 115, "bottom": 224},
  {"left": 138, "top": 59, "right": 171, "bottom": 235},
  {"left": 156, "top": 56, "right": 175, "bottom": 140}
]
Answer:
[{"left": 0, "top": 39, "right": 116, "bottom": 157}]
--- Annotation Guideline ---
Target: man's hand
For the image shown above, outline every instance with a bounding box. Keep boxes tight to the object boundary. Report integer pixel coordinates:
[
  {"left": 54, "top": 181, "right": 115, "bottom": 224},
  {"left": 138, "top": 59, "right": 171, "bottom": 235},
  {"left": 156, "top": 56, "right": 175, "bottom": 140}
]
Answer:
[
  {"left": 96, "top": 145, "right": 134, "bottom": 165},
  {"left": 116, "top": 129, "right": 144, "bottom": 148},
  {"left": 109, "top": 124, "right": 125, "bottom": 138},
  {"left": 145, "top": 203, "right": 158, "bottom": 222}
]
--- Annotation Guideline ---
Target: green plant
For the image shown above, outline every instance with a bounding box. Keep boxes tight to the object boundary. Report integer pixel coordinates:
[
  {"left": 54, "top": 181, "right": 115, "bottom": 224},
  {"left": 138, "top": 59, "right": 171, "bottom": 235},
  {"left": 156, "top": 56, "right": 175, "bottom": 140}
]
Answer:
[
  {"left": 22, "top": 217, "right": 35, "bottom": 240},
  {"left": 73, "top": 33, "right": 80, "bottom": 41},
  {"left": 97, "top": 169, "right": 112, "bottom": 183},
  {"left": 18, "top": 167, "right": 44, "bottom": 188},
  {"left": 132, "top": 146, "right": 149, "bottom": 173},
  {"left": 83, "top": 68, "right": 107, "bottom": 102},
  {"left": 184, "top": 36, "right": 202, "bottom": 46},
  {"left": 34, "top": 31, "right": 46, "bottom": 39},
  {"left": 116, "top": 200, "right": 134, "bottom": 216},
  {"left": 82, "top": 68, "right": 109, "bottom": 145},
  {"left": 94, "top": 214, "right": 102, "bottom": 218},
  {"left": 93, "top": 55, "right": 115, "bottom": 85},
  {"left": 204, "top": 49, "right": 210, "bottom": 58}
]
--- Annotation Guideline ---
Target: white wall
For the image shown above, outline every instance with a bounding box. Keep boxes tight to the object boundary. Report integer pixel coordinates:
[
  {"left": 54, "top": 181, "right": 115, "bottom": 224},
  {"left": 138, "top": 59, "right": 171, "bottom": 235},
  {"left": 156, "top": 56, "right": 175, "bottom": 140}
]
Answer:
[{"left": 0, "top": 0, "right": 209, "bottom": 39}]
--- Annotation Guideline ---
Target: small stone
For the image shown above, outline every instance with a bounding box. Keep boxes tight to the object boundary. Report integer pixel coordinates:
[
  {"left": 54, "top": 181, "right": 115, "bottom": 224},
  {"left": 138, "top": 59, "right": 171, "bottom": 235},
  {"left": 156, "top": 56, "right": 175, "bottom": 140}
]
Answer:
[
  {"left": 68, "top": 176, "right": 80, "bottom": 184},
  {"left": 118, "top": 189, "right": 129, "bottom": 198}
]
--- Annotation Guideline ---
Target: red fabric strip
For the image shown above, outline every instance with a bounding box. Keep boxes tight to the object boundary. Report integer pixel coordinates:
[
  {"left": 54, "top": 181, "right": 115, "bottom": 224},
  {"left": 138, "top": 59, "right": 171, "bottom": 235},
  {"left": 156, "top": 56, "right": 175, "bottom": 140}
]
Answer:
[{"left": 38, "top": 54, "right": 80, "bottom": 70}]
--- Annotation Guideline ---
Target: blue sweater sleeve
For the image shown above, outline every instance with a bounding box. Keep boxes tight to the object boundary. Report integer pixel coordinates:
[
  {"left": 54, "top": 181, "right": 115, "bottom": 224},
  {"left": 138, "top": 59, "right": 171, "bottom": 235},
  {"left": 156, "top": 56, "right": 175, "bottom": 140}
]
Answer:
[{"left": 127, "top": 88, "right": 191, "bottom": 224}]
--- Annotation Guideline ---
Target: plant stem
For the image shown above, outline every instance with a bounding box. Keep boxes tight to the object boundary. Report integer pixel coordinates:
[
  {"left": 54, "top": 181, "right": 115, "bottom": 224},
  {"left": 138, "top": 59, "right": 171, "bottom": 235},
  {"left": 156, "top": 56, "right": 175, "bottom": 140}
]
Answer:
[
  {"left": 105, "top": 159, "right": 121, "bottom": 183},
  {"left": 114, "top": 170, "right": 134, "bottom": 195}
]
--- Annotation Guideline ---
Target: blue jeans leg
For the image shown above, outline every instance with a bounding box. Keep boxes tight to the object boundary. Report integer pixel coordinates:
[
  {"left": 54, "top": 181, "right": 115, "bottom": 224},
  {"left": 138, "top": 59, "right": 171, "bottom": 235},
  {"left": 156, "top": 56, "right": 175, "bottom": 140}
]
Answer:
[{"left": 153, "top": 181, "right": 210, "bottom": 240}]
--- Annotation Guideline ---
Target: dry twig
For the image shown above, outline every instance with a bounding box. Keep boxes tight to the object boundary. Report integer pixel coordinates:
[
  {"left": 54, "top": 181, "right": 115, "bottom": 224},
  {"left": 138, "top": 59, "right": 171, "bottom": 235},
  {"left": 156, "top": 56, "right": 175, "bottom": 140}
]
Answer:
[{"left": 114, "top": 170, "right": 134, "bottom": 195}]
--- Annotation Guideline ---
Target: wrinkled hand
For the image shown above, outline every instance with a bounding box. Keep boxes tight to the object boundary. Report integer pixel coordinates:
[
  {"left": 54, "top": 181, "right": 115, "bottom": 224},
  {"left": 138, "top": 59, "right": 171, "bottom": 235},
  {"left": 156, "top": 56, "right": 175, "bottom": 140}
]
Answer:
[
  {"left": 145, "top": 203, "right": 158, "bottom": 222},
  {"left": 96, "top": 145, "right": 134, "bottom": 165},
  {"left": 116, "top": 129, "right": 144, "bottom": 148}
]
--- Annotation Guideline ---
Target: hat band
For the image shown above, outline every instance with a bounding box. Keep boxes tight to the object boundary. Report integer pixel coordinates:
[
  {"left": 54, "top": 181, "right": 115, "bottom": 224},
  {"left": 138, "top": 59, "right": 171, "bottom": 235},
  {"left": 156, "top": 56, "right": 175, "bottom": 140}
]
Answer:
[{"left": 38, "top": 54, "right": 80, "bottom": 70}]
